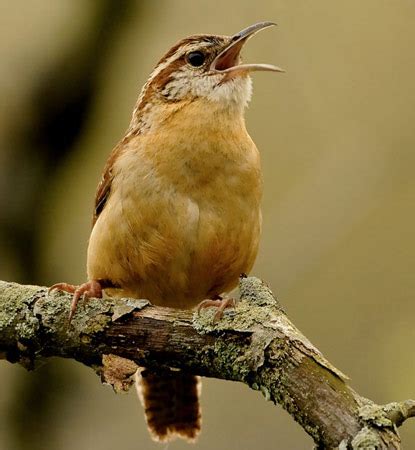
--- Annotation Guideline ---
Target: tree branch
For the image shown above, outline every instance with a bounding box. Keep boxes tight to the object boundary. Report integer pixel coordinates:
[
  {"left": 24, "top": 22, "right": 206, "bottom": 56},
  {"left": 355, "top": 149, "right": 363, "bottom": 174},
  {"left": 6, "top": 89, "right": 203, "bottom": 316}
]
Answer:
[{"left": 0, "top": 277, "right": 413, "bottom": 449}]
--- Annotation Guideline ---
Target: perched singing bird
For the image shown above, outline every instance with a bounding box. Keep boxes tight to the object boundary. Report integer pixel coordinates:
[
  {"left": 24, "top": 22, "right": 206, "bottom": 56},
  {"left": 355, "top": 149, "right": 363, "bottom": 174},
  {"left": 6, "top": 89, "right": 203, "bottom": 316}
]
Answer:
[{"left": 50, "top": 21, "right": 282, "bottom": 442}]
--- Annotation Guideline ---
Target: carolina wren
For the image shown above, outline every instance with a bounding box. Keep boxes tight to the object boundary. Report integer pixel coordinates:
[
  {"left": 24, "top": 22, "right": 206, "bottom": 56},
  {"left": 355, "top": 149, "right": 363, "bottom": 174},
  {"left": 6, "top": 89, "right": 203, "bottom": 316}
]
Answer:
[{"left": 50, "top": 21, "right": 282, "bottom": 442}]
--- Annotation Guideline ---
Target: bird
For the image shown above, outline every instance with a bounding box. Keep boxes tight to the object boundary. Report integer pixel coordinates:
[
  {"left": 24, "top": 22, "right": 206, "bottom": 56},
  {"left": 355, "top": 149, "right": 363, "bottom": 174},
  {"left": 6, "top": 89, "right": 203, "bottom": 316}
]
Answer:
[{"left": 50, "top": 21, "right": 283, "bottom": 442}]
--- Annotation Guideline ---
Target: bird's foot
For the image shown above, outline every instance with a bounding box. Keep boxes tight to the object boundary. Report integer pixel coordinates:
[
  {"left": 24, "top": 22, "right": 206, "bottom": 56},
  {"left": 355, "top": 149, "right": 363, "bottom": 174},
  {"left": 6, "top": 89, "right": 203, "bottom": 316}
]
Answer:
[
  {"left": 49, "top": 279, "right": 104, "bottom": 323},
  {"left": 196, "top": 296, "right": 236, "bottom": 323}
]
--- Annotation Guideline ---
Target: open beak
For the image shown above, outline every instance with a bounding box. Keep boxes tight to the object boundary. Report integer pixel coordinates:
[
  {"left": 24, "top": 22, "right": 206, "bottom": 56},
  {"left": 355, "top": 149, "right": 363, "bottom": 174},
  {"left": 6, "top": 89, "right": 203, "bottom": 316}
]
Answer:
[{"left": 210, "top": 21, "right": 284, "bottom": 74}]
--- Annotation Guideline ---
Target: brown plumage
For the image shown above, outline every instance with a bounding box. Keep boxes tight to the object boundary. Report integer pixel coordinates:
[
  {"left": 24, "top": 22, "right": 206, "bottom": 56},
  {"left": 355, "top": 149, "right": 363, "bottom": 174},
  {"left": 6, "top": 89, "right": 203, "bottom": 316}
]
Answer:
[
  {"left": 49, "top": 22, "right": 282, "bottom": 442},
  {"left": 137, "top": 369, "right": 201, "bottom": 442}
]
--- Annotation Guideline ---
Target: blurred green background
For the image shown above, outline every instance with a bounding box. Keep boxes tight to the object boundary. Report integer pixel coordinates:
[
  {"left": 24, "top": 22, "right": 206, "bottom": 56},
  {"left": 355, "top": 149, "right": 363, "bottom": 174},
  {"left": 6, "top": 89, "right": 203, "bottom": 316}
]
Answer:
[{"left": 1, "top": 1, "right": 414, "bottom": 449}]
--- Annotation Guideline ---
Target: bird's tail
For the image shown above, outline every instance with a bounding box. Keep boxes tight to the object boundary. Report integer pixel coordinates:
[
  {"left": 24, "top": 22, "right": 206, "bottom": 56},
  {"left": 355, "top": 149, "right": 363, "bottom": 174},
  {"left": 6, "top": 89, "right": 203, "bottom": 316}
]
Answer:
[{"left": 136, "top": 368, "right": 201, "bottom": 442}]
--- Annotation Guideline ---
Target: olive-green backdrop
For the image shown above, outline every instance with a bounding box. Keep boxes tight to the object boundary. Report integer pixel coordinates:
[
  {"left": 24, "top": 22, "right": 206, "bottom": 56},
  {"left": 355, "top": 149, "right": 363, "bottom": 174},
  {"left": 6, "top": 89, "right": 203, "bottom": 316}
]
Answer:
[{"left": 0, "top": 1, "right": 414, "bottom": 449}]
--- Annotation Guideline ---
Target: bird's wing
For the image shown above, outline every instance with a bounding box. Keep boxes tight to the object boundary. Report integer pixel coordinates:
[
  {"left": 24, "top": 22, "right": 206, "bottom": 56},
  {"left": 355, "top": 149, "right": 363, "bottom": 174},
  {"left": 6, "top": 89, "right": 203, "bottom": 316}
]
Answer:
[{"left": 92, "top": 142, "right": 125, "bottom": 227}]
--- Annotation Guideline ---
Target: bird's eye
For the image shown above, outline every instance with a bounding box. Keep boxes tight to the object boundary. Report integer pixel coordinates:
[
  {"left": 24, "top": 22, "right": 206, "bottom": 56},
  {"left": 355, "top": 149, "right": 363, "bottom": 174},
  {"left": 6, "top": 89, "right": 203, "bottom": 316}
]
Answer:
[{"left": 186, "top": 51, "right": 206, "bottom": 67}]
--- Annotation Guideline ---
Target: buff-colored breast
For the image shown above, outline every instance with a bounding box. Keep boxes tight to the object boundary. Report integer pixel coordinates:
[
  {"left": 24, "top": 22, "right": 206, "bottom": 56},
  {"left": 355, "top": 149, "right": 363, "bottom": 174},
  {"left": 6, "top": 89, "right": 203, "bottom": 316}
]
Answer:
[{"left": 87, "top": 99, "right": 262, "bottom": 308}]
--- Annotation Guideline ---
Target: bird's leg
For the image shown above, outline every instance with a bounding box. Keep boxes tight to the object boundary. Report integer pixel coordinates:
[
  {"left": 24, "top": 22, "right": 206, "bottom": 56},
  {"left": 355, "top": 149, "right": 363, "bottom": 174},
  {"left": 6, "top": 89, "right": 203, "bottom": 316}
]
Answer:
[
  {"left": 49, "top": 279, "right": 106, "bottom": 323},
  {"left": 196, "top": 295, "right": 236, "bottom": 323}
]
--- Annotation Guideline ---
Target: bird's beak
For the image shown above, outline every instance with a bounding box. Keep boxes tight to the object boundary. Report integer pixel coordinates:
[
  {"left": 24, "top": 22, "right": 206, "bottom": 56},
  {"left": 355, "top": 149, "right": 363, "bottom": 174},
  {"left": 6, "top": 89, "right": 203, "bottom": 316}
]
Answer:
[{"left": 210, "top": 21, "right": 284, "bottom": 74}]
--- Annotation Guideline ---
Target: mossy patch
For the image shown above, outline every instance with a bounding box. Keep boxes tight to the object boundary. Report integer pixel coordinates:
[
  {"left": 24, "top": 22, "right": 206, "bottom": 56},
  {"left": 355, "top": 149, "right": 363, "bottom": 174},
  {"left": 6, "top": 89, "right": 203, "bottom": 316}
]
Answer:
[
  {"left": 193, "top": 277, "right": 281, "bottom": 334},
  {"left": 239, "top": 276, "right": 284, "bottom": 310},
  {"left": 351, "top": 426, "right": 382, "bottom": 449},
  {"left": 0, "top": 282, "right": 45, "bottom": 341},
  {"left": 0, "top": 282, "right": 42, "bottom": 330},
  {"left": 359, "top": 403, "right": 393, "bottom": 428}
]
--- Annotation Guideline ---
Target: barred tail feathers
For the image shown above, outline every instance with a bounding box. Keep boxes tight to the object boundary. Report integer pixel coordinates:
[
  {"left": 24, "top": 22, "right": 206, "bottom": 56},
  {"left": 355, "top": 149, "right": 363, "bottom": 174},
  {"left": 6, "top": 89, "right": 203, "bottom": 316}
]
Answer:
[{"left": 136, "top": 369, "right": 201, "bottom": 442}]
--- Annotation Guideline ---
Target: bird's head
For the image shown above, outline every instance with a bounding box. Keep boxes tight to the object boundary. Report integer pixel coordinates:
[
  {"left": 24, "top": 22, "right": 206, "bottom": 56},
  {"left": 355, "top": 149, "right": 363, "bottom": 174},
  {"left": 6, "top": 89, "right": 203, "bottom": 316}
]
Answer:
[{"left": 130, "top": 22, "right": 283, "bottom": 133}]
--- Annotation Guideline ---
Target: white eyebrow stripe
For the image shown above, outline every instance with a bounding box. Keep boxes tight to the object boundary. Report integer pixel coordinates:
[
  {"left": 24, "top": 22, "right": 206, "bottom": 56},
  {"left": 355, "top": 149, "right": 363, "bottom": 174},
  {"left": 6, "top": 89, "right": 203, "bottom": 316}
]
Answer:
[
  {"left": 134, "top": 42, "right": 218, "bottom": 113},
  {"left": 146, "top": 41, "right": 219, "bottom": 87}
]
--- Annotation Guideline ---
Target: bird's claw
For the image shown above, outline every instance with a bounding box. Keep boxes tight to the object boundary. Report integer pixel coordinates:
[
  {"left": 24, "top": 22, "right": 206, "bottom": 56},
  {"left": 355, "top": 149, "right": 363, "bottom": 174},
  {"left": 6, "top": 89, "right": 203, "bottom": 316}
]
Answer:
[
  {"left": 49, "top": 280, "right": 103, "bottom": 323},
  {"left": 196, "top": 297, "right": 236, "bottom": 323}
]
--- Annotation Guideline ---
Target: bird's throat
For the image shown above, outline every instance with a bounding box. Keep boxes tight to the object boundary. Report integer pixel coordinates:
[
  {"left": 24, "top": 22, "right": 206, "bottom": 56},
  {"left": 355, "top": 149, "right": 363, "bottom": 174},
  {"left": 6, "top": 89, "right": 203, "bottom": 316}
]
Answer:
[{"left": 129, "top": 75, "right": 252, "bottom": 136}]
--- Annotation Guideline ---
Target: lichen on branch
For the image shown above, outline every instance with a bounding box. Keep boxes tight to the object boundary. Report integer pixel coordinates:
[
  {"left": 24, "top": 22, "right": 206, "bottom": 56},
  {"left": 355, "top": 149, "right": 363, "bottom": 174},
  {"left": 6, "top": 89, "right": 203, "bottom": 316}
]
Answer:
[{"left": 0, "top": 277, "right": 413, "bottom": 449}]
